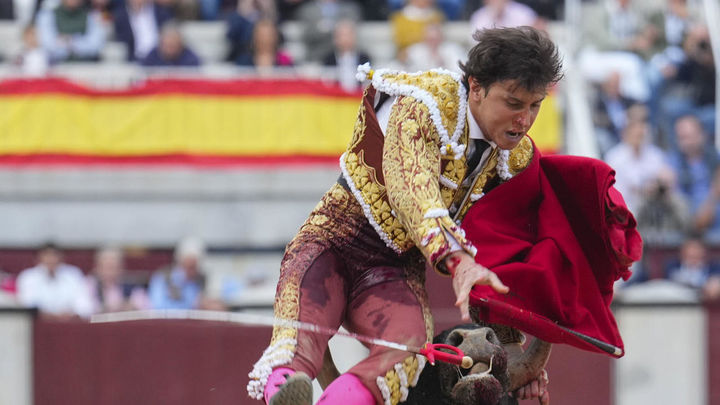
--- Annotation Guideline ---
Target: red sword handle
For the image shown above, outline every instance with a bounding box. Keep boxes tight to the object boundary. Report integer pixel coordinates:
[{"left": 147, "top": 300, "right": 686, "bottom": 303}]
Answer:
[{"left": 420, "top": 343, "right": 473, "bottom": 369}]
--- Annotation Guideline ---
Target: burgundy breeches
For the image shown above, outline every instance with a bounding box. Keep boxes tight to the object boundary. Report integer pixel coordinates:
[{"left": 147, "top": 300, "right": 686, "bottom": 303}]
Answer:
[{"left": 265, "top": 184, "right": 433, "bottom": 404}]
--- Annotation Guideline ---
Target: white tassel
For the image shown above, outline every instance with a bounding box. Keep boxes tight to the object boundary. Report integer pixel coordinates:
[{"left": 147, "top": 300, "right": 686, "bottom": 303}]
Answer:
[
  {"left": 356, "top": 62, "right": 372, "bottom": 81},
  {"left": 497, "top": 149, "right": 512, "bottom": 180}
]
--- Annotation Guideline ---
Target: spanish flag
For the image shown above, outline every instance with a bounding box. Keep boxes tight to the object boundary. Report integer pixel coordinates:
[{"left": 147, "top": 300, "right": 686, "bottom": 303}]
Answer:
[{"left": 0, "top": 78, "right": 561, "bottom": 166}]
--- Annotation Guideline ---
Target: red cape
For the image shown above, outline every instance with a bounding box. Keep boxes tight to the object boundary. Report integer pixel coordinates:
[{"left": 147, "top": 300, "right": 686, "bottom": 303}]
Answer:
[{"left": 463, "top": 144, "right": 642, "bottom": 358}]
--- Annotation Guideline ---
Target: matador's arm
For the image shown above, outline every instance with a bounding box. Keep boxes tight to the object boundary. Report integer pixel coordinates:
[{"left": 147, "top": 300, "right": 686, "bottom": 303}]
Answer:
[{"left": 382, "top": 95, "right": 476, "bottom": 273}]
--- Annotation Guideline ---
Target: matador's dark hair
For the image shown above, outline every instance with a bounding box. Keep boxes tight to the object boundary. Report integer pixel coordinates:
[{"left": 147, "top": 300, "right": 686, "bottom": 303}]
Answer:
[{"left": 460, "top": 26, "right": 564, "bottom": 93}]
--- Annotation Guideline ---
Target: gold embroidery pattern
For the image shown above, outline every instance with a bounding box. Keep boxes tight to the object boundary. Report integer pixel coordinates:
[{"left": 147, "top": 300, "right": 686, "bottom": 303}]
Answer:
[
  {"left": 347, "top": 88, "right": 369, "bottom": 151},
  {"left": 378, "top": 355, "right": 426, "bottom": 405},
  {"left": 344, "top": 150, "right": 409, "bottom": 250},
  {"left": 438, "top": 124, "right": 469, "bottom": 207},
  {"left": 380, "top": 71, "right": 461, "bottom": 139},
  {"left": 508, "top": 136, "right": 534, "bottom": 175},
  {"left": 383, "top": 96, "right": 473, "bottom": 265},
  {"left": 440, "top": 187, "right": 455, "bottom": 208},
  {"left": 342, "top": 73, "right": 476, "bottom": 266}
]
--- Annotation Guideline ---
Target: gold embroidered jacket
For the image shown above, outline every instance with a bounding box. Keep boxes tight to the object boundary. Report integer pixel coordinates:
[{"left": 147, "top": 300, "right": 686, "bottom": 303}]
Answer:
[{"left": 340, "top": 69, "right": 533, "bottom": 272}]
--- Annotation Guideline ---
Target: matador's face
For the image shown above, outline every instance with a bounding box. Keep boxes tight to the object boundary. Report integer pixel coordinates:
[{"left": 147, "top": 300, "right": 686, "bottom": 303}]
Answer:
[{"left": 467, "top": 79, "right": 546, "bottom": 151}]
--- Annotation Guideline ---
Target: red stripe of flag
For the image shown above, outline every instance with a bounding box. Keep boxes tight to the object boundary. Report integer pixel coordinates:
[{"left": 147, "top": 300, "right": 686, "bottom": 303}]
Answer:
[{"left": 0, "top": 77, "right": 363, "bottom": 98}]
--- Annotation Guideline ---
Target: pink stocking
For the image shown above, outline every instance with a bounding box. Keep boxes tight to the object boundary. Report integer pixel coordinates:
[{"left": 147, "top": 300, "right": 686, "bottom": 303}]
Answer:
[
  {"left": 264, "top": 367, "right": 296, "bottom": 404},
  {"left": 317, "top": 373, "right": 374, "bottom": 405}
]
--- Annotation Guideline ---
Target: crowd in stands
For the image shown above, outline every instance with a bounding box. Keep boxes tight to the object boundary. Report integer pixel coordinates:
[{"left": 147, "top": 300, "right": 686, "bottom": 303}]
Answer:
[
  {"left": 0, "top": 0, "right": 718, "bottom": 298},
  {"left": 0, "top": 0, "right": 567, "bottom": 82},
  {"left": 0, "top": 238, "right": 235, "bottom": 319},
  {"left": 576, "top": 0, "right": 718, "bottom": 290}
]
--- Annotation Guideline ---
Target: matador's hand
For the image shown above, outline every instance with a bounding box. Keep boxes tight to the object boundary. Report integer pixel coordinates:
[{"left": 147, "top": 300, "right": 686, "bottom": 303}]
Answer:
[{"left": 445, "top": 251, "right": 509, "bottom": 321}]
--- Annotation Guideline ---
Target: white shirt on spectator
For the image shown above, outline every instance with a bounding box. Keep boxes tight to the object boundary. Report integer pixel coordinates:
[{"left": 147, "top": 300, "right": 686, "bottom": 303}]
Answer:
[
  {"left": 470, "top": 1, "right": 537, "bottom": 32},
  {"left": 604, "top": 142, "right": 666, "bottom": 214},
  {"left": 336, "top": 51, "right": 362, "bottom": 92},
  {"left": 129, "top": 4, "right": 158, "bottom": 59},
  {"left": 16, "top": 263, "right": 93, "bottom": 318}
]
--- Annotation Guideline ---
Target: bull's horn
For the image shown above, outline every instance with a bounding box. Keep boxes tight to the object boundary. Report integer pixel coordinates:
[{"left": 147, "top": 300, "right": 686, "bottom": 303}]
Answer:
[{"left": 507, "top": 338, "right": 552, "bottom": 391}]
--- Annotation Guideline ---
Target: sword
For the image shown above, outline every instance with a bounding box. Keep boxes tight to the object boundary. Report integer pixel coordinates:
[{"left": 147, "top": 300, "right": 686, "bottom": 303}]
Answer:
[{"left": 91, "top": 309, "right": 473, "bottom": 368}]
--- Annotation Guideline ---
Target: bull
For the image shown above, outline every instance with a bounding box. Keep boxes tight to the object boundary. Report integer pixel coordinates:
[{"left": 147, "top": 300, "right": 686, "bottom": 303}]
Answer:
[{"left": 319, "top": 323, "right": 551, "bottom": 405}]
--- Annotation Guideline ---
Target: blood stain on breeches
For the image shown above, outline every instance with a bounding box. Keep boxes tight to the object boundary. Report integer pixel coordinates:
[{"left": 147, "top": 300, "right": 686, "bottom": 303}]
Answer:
[
  {"left": 350, "top": 281, "right": 414, "bottom": 337},
  {"left": 300, "top": 251, "right": 349, "bottom": 308}
]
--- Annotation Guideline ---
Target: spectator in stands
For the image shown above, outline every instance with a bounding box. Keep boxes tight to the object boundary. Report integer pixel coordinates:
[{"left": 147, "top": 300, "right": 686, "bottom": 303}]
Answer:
[
  {"left": 579, "top": 0, "right": 657, "bottom": 102},
  {"left": 648, "top": 0, "right": 697, "bottom": 52},
  {"left": 239, "top": 0, "right": 277, "bottom": 26},
  {"left": 113, "top": 0, "right": 174, "bottom": 61},
  {"left": 277, "top": 0, "right": 305, "bottom": 21},
  {"left": 584, "top": 0, "right": 661, "bottom": 60},
  {"left": 0, "top": 0, "right": 13, "bottom": 19},
  {"left": 469, "top": 0, "right": 537, "bottom": 32},
  {"left": 14, "top": 24, "right": 50, "bottom": 76},
  {"left": 16, "top": 243, "right": 93, "bottom": 319},
  {"left": 388, "top": 0, "right": 465, "bottom": 20},
  {"left": 1, "top": 0, "right": 32, "bottom": 26},
  {"left": 667, "top": 115, "right": 720, "bottom": 236},
  {"left": 296, "top": 0, "right": 361, "bottom": 63},
  {"left": 404, "top": 22, "right": 465, "bottom": 73},
  {"left": 636, "top": 167, "right": 690, "bottom": 245},
  {"left": 390, "top": 0, "right": 445, "bottom": 61},
  {"left": 604, "top": 104, "right": 668, "bottom": 214},
  {"left": 200, "top": 0, "right": 271, "bottom": 22},
  {"left": 665, "top": 236, "right": 720, "bottom": 301},
  {"left": 658, "top": 23, "right": 716, "bottom": 142},
  {"left": 140, "top": 21, "right": 201, "bottom": 66},
  {"left": 35, "top": 0, "right": 105, "bottom": 62},
  {"left": 90, "top": 0, "right": 118, "bottom": 20},
  {"left": 645, "top": 0, "right": 699, "bottom": 133},
  {"left": 148, "top": 237, "right": 223, "bottom": 310},
  {"left": 235, "top": 18, "right": 293, "bottom": 72},
  {"left": 225, "top": 0, "right": 276, "bottom": 66},
  {"left": 85, "top": 246, "right": 150, "bottom": 314},
  {"left": 593, "top": 71, "right": 637, "bottom": 155},
  {"left": 356, "top": 0, "right": 391, "bottom": 20},
  {"left": 322, "top": 19, "right": 369, "bottom": 92},
  {"left": 464, "top": 0, "right": 560, "bottom": 21}
]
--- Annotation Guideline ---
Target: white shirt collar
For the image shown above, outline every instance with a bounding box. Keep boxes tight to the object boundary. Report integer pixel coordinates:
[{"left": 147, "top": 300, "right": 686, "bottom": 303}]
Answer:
[{"left": 467, "top": 104, "right": 496, "bottom": 149}]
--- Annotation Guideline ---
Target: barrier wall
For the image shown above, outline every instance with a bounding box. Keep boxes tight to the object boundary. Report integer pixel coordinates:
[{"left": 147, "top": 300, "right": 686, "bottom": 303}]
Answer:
[
  {"left": 0, "top": 308, "right": 34, "bottom": 405},
  {"left": 0, "top": 302, "right": 717, "bottom": 405}
]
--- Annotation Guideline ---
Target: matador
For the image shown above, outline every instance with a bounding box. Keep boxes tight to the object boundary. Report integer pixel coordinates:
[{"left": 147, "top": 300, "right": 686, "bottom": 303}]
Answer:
[{"left": 248, "top": 26, "right": 564, "bottom": 405}]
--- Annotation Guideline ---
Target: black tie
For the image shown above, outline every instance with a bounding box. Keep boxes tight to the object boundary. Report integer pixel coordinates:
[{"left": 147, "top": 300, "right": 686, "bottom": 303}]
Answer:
[{"left": 465, "top": 138, "right": 491, "bottom": 175}]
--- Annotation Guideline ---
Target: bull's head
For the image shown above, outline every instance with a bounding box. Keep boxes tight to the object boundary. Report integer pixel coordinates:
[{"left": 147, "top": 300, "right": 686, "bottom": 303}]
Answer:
[
  {"left": 319, "top": 324, "right": 551, "bottom": 405},
  {"left": 407, "top": 324, "right": 551, "bottom": 405}
]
